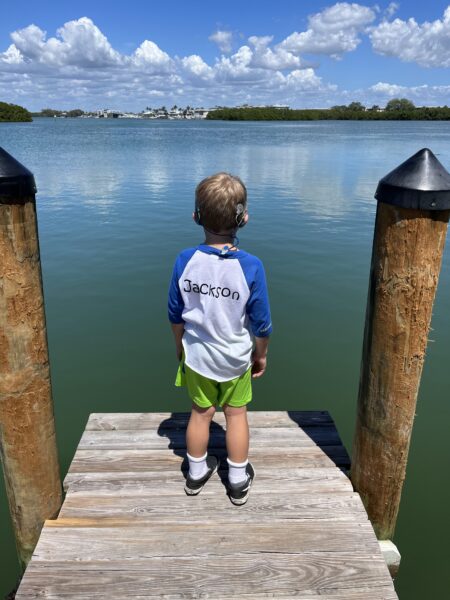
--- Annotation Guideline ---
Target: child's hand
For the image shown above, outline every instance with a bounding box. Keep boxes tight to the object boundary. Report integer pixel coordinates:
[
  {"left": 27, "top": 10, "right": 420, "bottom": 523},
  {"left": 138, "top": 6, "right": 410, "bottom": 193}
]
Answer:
[
  {"left": 171, "top": 323, "right": 184, "bottom": 362},
  {"left": 251, "top": 354, "right": 267, "bottom": 378},
  {"left": 252, "top": 336, "right": 269, "bottom": 378}
]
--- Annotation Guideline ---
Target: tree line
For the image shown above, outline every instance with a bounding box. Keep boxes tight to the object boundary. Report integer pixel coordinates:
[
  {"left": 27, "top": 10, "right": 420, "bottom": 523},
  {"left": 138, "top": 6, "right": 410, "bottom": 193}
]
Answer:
[
  {"left": 0, "top": 102, "right": 32, "bottom": 122},
  {"left": 207, "top": 99, "right": 450, "bottom": 121},
  {"left": 32, "top": 108, "right": 85, "bottom": 117}
]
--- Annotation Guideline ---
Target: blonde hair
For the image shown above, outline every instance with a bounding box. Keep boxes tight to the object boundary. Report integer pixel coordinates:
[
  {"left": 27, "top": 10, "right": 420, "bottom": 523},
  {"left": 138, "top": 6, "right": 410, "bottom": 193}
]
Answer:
[{"left": 195, "top": 172, "right": 247, "bottom": 233}]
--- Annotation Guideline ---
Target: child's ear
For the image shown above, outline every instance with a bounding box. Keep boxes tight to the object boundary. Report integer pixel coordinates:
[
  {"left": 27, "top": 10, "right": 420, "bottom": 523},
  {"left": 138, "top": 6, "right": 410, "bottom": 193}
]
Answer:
[{"left": 243, "top": 212, "right": 249, "bottom": 225}]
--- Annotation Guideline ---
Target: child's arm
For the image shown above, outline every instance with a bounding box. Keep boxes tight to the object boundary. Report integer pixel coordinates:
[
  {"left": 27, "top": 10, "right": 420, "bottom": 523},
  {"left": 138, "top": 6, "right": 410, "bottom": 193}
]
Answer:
[
  {"left": 168, "top": 253, "right": 186, "bottom": 361},
  {"left": 171, "top": 323, "right": 184, "bottom": 361},
  {"left": 252, "top": 336, "right": 269, "bottom": 378},
  {"left": 245, "top": 258, "right": 272, "bottom": 378}
]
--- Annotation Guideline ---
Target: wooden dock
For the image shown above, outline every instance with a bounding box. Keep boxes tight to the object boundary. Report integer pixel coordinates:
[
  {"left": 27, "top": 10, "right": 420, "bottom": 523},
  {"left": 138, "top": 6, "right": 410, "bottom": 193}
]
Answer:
[{"left": 16, "top": 411, "right": 398, "bottom": 599}]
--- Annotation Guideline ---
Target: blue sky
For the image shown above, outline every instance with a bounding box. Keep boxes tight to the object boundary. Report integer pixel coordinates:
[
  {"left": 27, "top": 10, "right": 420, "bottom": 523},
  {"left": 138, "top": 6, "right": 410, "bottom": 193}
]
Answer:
[{"left": 1, "top": 1, "right": 449, "bottom": 111}]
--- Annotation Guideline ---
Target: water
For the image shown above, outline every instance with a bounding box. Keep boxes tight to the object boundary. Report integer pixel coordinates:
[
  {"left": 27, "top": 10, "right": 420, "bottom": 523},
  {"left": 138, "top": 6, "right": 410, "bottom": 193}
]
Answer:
[{"left": 1, "top": 118, "right": 449, "bottom": 598}]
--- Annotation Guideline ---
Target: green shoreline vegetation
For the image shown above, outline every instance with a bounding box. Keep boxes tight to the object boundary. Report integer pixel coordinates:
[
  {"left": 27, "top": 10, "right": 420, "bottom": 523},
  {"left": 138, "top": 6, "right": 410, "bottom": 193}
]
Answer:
[
  {"left": 31, "top": 108, "right": 85, "bottom": 118},
  {"left": 207, "top": 99, "right": 450, "bottom": 121},
  {"left": 3, "top": 98, "right": 450, "bottom": 123},
  {"left": 0, "top": 102, "right": 32, "bottom": 122}
]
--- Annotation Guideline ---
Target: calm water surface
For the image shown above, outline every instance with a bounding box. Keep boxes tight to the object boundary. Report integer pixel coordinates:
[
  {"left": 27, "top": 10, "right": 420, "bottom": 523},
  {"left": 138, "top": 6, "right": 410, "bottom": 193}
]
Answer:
[{"left": 1, "top": 119, "right": 450, "bottom": 598}]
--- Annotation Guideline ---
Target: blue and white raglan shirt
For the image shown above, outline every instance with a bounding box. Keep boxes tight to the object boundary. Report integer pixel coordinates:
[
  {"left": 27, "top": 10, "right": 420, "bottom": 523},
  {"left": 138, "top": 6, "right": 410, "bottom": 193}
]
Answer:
[{"left": 168, "top": 244, "right": 272, "bottom": 382}]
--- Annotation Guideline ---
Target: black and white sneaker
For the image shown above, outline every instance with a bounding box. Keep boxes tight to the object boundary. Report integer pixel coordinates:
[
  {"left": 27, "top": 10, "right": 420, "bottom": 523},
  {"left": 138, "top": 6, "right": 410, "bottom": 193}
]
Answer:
[
  {"left": 227, "top": 462, "right": 255, "bottom": 506},
  {"left": 184, "top": 455, "right": 219, "bottom": 496}
]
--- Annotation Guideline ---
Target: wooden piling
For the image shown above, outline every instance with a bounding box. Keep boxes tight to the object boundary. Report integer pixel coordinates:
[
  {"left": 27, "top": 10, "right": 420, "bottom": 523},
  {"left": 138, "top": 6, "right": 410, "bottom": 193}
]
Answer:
[
  {"left": 0, "top": 147, "right": 62, "bottom": 569},
  {"left": 351, "top": 148, "right": 450, "bottom": 541}
]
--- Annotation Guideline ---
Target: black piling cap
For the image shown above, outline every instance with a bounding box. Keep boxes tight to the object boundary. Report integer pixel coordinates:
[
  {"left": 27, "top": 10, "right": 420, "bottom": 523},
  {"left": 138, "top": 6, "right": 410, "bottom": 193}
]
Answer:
[
  {"left": 0, "top": 147, "right": 36, "bottom": 201},
  {"left": 375, "top": 148, "right": 450, "bottom": 211}
]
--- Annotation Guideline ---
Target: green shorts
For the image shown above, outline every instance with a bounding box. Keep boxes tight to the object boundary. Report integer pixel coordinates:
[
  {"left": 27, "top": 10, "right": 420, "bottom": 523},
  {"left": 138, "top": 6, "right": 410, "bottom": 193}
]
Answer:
[{"left": 175, "top": 355, "right": 252, "bottom": 409}]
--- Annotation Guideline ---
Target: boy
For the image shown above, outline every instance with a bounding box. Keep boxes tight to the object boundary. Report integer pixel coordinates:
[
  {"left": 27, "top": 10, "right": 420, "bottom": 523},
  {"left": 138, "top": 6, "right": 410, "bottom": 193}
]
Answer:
[{"left": 168, "top": 173, "right": 272, "bottom": 505}]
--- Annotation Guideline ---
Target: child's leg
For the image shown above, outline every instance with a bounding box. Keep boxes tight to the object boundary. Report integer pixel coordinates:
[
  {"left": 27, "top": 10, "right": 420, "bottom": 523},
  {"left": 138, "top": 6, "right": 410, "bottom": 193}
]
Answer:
[
  {"left": 186, "top": 403, "right": 216, "bottom": 458},
  {"left": 223, "top": 403, "right": 249, "bottom": 464}
]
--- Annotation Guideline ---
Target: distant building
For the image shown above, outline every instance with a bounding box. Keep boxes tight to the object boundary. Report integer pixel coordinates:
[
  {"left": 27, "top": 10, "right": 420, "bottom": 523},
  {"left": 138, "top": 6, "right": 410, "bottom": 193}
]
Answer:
[
  {"left": 141, "top": 106, "right": 209, "bottom": 120},
  {"left": 193, "top": 108, "right": 209, "bottom": 119},
  {"left": 234, "top": 104, "right": 290, "bottom": 110},
  {"left": 97, "top": 109, "right": 122, "bottom": 118}
]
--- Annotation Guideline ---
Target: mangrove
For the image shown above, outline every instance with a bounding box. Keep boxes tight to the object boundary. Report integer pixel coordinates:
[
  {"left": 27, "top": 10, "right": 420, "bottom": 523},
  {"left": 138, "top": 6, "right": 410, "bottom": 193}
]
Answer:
[{"left": 207, "top": 99, "right": 450, "bottom": 121}]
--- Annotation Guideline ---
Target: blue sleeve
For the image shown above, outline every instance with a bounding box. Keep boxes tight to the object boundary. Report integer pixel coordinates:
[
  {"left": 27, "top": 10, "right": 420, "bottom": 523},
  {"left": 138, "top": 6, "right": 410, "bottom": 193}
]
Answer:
[
  {"left": 244, "top": 258, "right": 272, "bottom": 337},
  {"left": 168, "top": 249, "right": 196, "bottom": 324}
]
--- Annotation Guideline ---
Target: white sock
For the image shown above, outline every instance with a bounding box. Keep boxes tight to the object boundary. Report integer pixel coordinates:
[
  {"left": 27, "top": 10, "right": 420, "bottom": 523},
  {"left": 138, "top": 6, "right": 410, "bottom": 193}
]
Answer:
[
  {"left": 227, "top": 458, "right": 248, "bottom": 485},
  {"left": 187, "top": 452, "right": 208, "bottom": 480}
]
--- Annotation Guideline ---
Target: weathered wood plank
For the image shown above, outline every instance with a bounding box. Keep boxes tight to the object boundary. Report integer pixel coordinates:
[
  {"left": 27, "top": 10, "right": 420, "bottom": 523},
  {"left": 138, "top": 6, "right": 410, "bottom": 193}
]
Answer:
[
  {"left": 31, "top": 521, "right": 379, "bottom": 560},
  {"left": 63, "top": 466, "right": 353, "bottom": 494},
  {"left": 17, "top": 587, "right": 398, "bottom": 600},
  {"left": 86, "top": 410, "right": 333, "bottom": 431},
  {"left": 203, "top": 592, "right": 398, "bottom": 600},
  {"left": 59, "top": 491, "right": 368, "bottom": 522},
  {"left": 44, "top": 516, "right": 369, "bottom": 528},
  {"left": 66, "top": 446, "right": 350, "bottom": 475},
  {"left": 78, "top": 426, "right": 343, "bottom": 450},
  {"left": 16, "top": 412, "right": 397, "bottom": 599},
  {"left": 16, "top": 553, "right": 393, "bottom": 598}
]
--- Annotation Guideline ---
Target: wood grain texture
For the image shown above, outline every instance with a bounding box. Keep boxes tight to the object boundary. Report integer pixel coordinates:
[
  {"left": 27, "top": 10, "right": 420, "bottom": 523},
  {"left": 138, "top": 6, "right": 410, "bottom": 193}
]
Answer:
[
  {"left": 86, "top": 411, "right": 333, "bottom": 430},
  {"left": 63, "top": 466, "right": 353, "bottom": 494},
  {"left": 78, "top": 426, "right": 342, "bottom": 450},
  {"left": 43, "top": 516, "right": 368, "bottom": 528},
  {"left": 17, "top": 587, "right": 398, "bottom": 600},
  {"left": 65, "top": 445, "right": 350, "bottom": 475},
  {"left": 59, "top": 491, "right": 368, "bottom": 522},
  {"left": 16, "top": 411, "right": 397, "bottom": 599},
  {"left": 0, "top": 198, "right": 62, "bottom": 567},
  {"left": 17, "top": 553, "right": 392, "bottom": 598},
  {"left": 31, "top": 521, "right": 379, "bottom": 560},
  {"left": 351, "top": 203, "right": 450, "bottom": 539}
]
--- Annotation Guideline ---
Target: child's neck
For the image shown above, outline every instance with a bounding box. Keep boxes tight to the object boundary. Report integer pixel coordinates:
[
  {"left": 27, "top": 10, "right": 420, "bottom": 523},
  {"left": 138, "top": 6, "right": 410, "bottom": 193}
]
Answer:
[{"left": 204, "top": 230, "right": 237, "bottom": 250}]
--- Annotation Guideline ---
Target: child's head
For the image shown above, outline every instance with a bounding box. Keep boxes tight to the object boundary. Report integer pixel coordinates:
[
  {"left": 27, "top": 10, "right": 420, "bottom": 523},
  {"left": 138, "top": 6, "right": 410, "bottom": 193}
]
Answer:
[{"left": 194, "top": 172, "right": 247, "bottom": 234}]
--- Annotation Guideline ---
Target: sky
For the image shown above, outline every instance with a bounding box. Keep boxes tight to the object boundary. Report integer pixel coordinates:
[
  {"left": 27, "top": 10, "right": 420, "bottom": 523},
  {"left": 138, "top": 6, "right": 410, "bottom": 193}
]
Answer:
[{"left": 1, "top": 0, "right": 450, "bottom": 111}]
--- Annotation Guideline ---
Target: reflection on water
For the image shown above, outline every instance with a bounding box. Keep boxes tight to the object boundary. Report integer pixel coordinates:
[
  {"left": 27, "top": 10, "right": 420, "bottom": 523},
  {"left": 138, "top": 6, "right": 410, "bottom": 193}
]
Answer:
[
  {"left": 5, "top": 119, "right": 447, "bottom": 225},
  {"left": 0, "top": 119, "right": 450, "bottom": 600}
]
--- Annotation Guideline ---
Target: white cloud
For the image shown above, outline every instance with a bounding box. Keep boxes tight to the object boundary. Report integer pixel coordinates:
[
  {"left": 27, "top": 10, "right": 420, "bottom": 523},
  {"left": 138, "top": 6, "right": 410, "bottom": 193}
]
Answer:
[
  {"left": 370, "top": 81, "right": 403, "bottom": 95},
  {"left": 130, "top": 40, "right": 173, "bottom": 72},
  {"left": 248, "top": 36, "right": 301, "bottom": 70},
  {"left": 10, "top": 24, "right": 46, "bottom": 61},
  {"left": 2, "top": 11, "right": 449, "bottom": 112},
  {"left": 370, "top": 81, "right": 450, "bottom": 104},
  {"left": 370, "top": 7, "right": 450, "bottom": 67},
  {"left": 248, "top": 35, "right": 273, "bottom": 49},
  {"left": 209, "top": 30, "right": 233, "bottom": 53},
  {"left": 384, "top": 2, "right": 399, "bottom": 19},
  {"left": 0, "top": 44, "right": 23, "bottom": 64},
  {"left": 10, "top": 18, "right": 121, "bottom": 67},
  {"left": 1, "top": 16, "right": 322, "bottom": 109},
  {"left": 284, "top": 68, "right": 329, "bottom": 90},
  {"left": 214, "top": 41, "right": 303, "bottom": 81},
  {"left": 280, "top": 2, "right": 376, "bottom": 58},
  {"left": 215, "top": 45, "right": 256, "bottom": 81},
  {"left": 181, "top": 54, "right": 213, "bottom": 79}
]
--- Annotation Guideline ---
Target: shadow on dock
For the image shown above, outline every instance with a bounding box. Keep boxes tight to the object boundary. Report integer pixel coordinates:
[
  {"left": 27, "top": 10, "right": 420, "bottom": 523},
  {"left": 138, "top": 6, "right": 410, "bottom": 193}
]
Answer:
[
  {"left": 156, "top": 410, "right": 350, "bottom": 485},
  {"left": 288, "top": 410, "right": 351, "bottom": 471},
  {"left": 156, "top": 413, "right": 229, "bottom": 489}
]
